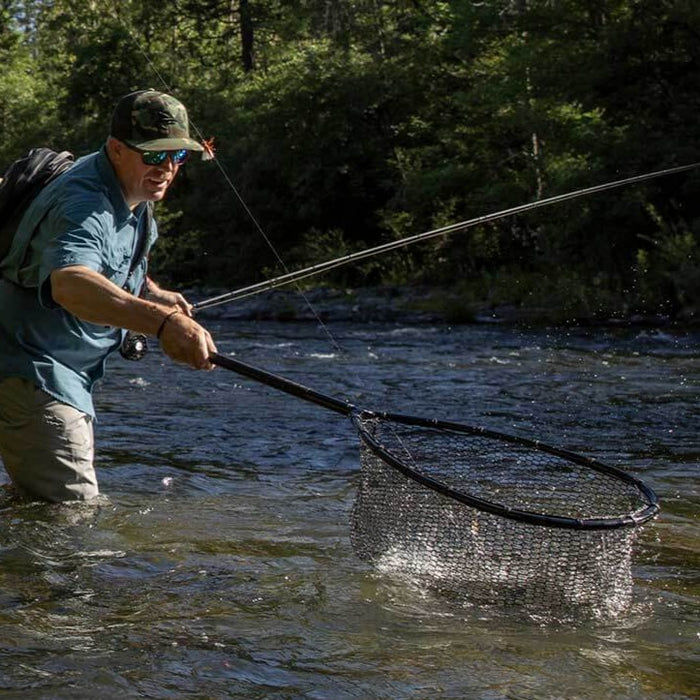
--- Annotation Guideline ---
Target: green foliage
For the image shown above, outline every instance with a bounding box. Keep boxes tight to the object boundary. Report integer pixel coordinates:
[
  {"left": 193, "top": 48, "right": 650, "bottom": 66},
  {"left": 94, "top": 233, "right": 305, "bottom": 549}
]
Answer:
[
  {"left": 634, "top": 204, "right": 700, "bottom": 314},
  {"left": 1, "top": 0, "right": 698, "bottom": 320},
  {"left": 0, "top": 15, "right": 62, "bottom": 164}
]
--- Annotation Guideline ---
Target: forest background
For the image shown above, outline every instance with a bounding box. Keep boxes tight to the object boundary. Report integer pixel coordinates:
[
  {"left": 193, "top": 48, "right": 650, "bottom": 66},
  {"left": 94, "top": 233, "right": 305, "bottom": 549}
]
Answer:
[{"left": 1, "top": 0, "right": 699, "bottom": 323}]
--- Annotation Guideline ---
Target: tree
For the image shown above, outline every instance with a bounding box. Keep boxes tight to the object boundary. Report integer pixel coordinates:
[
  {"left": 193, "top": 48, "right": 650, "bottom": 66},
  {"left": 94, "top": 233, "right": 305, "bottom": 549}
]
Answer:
[{"left": 0, "top": 0, "right": 697, "bottom": 316}]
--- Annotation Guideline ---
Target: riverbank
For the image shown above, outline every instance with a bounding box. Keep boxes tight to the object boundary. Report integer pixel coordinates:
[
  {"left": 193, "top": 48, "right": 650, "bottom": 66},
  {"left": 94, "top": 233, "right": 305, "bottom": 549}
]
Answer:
[{"left": 191, "top": 285, "right": 698, "bottom": 327}]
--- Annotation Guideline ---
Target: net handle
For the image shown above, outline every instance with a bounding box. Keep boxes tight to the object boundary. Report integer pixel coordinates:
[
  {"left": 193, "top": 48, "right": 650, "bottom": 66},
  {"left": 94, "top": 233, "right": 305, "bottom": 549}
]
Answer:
[{"left": 211, "top": 352, "right": 355, "bottom": 416}]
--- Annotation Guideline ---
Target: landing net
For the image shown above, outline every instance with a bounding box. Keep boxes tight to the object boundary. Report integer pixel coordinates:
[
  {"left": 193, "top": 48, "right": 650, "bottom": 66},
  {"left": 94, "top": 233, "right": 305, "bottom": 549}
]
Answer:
[
  {"left": 350, "top": 412, "right": 657, "bottom": 619},
  {"left": 210, "top": 353, "right": 659, "bottom": 619}
]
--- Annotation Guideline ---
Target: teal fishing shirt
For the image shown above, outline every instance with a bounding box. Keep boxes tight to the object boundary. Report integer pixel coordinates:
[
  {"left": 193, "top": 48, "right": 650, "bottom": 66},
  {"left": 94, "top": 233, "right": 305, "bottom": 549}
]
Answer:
[{"left": 0, "top": 147, "right": 157, "bottom": 417}]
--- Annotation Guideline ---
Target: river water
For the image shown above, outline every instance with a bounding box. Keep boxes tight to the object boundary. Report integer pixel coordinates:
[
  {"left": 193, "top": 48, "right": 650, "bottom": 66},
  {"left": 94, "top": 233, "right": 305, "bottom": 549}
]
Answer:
[{"left": 0, "top": 319, "right": 697, "bottom": 698}]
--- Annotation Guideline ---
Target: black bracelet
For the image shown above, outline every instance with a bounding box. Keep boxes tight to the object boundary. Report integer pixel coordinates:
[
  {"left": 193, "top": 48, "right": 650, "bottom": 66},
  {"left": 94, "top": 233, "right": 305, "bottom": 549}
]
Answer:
[{"left": 156, "top": 310, "right": 180, "bottom": 339}]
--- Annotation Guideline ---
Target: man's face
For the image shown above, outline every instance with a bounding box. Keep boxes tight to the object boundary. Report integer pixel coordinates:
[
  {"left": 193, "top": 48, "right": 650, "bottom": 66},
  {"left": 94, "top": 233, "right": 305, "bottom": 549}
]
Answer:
[{"left": 110, "top": 139, "right": 182, "bottom": 208}]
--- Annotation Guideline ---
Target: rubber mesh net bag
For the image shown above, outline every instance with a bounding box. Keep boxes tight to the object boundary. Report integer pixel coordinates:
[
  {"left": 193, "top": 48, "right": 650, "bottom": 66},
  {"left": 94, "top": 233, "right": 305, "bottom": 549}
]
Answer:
[{"left": 349, "top": 413, "right": 657, "bottom": 619}]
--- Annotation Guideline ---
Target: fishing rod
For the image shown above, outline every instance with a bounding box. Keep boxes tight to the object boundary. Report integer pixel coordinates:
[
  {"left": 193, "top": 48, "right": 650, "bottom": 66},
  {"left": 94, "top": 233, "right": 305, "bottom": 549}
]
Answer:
[{"left": 194, "top": 161, "right": 700, "bottom": 312}]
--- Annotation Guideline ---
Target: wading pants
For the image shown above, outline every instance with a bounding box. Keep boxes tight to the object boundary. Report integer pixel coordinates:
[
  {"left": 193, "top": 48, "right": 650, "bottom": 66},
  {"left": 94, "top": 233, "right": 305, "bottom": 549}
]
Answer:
[{"left": 0, "top": 377, "right": 98, "bottom": 502}]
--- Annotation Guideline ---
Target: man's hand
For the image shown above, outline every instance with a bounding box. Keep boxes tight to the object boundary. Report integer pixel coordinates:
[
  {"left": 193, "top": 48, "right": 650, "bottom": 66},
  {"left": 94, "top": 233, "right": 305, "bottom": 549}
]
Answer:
[
  {"left": 145, "top": 277, "right": 193, "bottom": 316},
  {"left": 157, "top": 312, "right": 217, "bottom": 370}
]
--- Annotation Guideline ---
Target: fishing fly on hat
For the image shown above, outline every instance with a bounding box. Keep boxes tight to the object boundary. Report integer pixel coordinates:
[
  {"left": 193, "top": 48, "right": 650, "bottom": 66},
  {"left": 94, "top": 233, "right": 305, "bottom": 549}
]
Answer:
[{"left": 110, "top": 89, "right": 204, "bottom": 153}]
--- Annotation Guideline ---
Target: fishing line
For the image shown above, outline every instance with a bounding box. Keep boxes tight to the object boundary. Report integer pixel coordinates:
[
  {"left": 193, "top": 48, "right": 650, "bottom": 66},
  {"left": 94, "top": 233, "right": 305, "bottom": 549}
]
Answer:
[
  {"left": 118, "top": 17, "right": 699, "bottom": 325},
  {"left": 120, "top": 24, "right": 344, "bottom": 353},
  {"left": 195, "top": 161, "right": 700, "bottom": 311}
]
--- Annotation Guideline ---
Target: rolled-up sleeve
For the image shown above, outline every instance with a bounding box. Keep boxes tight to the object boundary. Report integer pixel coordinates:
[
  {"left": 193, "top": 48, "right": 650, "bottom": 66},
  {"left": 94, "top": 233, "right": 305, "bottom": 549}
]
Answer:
[{"left": 37, "top": 196, "right": 116, "bottom": 309}]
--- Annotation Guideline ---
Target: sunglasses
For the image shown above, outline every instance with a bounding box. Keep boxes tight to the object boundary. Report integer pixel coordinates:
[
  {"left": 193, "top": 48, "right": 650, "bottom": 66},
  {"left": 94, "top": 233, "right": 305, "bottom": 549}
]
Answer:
[{"left": 124, "top": 142, "right": 190, "bottom": 166}]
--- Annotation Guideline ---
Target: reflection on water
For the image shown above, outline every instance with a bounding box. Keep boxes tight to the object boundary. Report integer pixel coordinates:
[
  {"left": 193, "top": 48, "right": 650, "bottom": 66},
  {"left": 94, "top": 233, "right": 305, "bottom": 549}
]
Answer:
[{"left": 0, "top": 321, "right": 697, "bottom": 698}]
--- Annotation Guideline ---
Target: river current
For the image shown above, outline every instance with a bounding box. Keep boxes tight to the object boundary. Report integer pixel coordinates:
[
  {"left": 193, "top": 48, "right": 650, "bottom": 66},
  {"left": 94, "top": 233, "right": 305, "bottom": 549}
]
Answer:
[{"left": 0, "top": 319, "right": 697, "bottom": 698}]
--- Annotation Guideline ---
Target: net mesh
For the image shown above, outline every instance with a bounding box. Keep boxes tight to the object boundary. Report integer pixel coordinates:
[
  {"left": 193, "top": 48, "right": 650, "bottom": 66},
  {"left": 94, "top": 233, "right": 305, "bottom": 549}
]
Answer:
[{"left": 350, "top": 415, "right": 654, "bottom": 619}]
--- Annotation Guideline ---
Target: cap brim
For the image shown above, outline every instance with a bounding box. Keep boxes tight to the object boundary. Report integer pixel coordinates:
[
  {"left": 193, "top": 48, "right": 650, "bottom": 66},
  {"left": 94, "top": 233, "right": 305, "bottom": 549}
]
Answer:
[{"left": 126, "top": 137, "right": 204, "bottom": 152}]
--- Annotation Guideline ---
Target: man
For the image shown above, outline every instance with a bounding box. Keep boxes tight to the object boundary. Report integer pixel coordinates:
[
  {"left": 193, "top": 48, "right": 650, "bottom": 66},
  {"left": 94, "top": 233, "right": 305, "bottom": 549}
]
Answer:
[{"left": 0, "top": 89, "right": 217, "bottom": 503}]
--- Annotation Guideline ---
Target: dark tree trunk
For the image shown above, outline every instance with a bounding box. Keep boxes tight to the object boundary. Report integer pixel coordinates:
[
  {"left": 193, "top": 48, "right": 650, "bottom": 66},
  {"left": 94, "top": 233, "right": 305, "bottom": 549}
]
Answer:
[{"left": 239, "top": 0, "right": 254, "bottom": 72}]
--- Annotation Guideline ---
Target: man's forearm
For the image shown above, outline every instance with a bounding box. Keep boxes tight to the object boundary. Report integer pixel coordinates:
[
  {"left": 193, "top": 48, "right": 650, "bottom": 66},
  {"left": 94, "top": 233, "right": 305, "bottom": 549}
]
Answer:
[{"left": 50, "top": 265, "right": 174, "bottom": 335}]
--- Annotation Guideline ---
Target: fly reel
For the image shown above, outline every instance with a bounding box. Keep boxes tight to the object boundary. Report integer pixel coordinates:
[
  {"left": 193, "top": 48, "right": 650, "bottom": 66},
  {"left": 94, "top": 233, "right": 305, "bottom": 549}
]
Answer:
[{"left": 120, "top": 331, "right": 148, "bottom": 361}]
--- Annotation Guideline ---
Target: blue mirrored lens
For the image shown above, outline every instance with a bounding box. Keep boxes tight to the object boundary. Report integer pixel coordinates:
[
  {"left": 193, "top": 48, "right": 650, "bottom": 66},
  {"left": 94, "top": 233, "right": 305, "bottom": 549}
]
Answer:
[{"left": 141, "top": 149, "right": 189, "bottom": 166}]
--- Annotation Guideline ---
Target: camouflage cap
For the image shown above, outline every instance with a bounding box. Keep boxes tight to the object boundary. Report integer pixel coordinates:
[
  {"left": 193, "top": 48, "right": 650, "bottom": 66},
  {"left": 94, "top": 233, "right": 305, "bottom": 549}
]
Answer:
[{"left": 110, "top": 89, "right": 204, "bottom": 152}]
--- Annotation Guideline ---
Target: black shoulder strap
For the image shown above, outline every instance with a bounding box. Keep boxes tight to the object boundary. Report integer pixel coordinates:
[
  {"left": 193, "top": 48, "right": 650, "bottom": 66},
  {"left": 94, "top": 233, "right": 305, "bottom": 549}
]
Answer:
[{"left": 129, "top": 201, "right": 153, "bottom": 276}]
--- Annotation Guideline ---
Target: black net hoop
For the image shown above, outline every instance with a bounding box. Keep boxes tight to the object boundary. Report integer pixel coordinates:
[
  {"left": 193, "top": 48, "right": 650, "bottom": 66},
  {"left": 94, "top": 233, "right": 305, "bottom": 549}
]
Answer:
[{"left": 351, "top": 411, "right": 658, "bottom": 530}]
